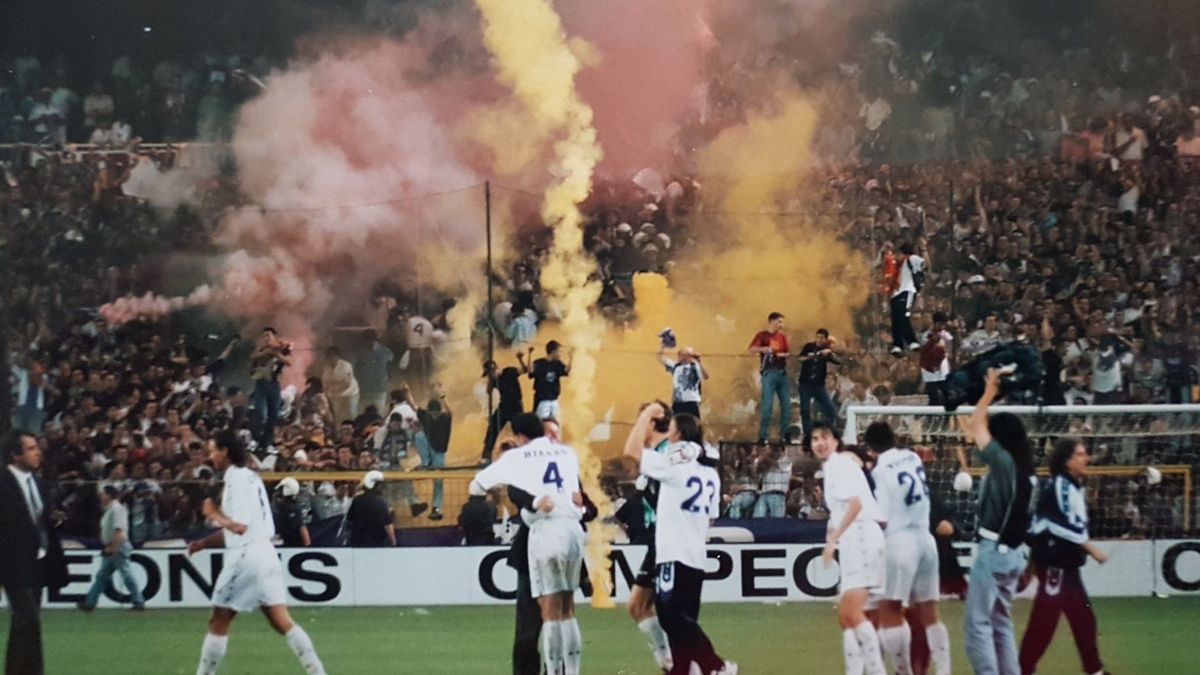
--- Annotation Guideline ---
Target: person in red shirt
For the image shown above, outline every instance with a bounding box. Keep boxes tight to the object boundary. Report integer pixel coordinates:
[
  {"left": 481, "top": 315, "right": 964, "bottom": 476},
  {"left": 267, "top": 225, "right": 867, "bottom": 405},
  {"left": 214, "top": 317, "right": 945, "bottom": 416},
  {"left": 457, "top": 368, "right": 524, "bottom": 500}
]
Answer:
[{"left": 748, "top": 312, "right": 791, "bottom": 443}]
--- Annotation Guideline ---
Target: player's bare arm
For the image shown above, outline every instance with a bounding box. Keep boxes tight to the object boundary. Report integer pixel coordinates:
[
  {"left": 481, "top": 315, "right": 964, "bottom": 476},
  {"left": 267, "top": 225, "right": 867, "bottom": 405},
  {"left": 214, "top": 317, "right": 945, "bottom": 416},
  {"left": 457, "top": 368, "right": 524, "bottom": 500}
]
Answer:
[
  {"left": 1083, "top": 542, "right": 1108, "bottom": 564},
  {"left": 624, "top": 402, "right": 665, "bottom": 463},
  {"left": 960, "top": 368, "right": 1001, "bottom": 465},
  {"left": 656, "top": 344, "right": 671, "bottom": 367},
  {"left": 201, "top": 497, "right": 248, "bottom": 536},
  {"left": 187, "top": 530, "right": 225, "bottom": 556}
]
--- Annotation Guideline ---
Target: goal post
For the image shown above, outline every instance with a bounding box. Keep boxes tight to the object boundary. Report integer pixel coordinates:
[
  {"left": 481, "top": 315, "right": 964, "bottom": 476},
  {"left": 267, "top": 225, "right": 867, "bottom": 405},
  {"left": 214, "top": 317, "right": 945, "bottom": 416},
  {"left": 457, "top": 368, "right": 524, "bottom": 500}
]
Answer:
[{"left": 844, "top": 404, "right": 1200, "bottom": 537}]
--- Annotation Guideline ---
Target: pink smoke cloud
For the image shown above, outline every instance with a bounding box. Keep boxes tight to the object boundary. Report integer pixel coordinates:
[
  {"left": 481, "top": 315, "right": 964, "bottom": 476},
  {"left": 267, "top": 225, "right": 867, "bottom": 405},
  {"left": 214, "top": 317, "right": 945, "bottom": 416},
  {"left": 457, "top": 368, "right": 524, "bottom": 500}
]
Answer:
[
  {"left": 559, "top": 0, "right": 714, "bottom": 176},
  {"left": 211, "top": 38, "right": 486, "bottom": 383},
  {"left": 99, "top": 286, "right": 215, "bottom": 326}
]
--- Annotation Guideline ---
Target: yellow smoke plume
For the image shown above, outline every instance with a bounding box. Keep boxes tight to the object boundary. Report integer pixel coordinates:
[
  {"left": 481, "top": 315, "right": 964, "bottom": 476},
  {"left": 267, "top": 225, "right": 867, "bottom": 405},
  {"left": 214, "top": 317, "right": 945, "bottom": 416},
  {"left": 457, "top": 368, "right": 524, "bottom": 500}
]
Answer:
[
  {"left": 474, "top": 0, "right": 615, "bottom": 607},
  {"left": 529, "top": 89, "right": 871, "bottom": 457}
]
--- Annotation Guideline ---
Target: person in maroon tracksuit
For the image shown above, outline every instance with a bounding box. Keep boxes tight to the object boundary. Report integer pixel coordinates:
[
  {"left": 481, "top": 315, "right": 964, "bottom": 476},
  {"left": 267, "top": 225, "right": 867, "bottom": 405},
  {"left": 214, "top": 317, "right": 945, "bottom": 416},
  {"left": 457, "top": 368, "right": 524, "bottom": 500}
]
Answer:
[{"left": 1018, "top": 438, "right": 1110, "bottom": 675}]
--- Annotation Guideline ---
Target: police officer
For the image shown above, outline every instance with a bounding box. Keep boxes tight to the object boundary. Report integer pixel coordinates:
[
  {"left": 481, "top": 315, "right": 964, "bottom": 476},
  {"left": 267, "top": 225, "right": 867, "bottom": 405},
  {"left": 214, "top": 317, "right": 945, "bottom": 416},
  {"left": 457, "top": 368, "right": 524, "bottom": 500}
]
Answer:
[{"left": 273, "top": 477, "right": 310, "bottom": 547}]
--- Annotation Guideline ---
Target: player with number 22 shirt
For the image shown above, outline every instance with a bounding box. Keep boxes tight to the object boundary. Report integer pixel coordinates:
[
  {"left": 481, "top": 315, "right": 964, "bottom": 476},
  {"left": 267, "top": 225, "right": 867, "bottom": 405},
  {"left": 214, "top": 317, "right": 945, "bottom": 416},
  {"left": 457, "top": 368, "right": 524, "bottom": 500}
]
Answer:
[{"left": 866, "top": 421, "right": 952, "bottom": 675}]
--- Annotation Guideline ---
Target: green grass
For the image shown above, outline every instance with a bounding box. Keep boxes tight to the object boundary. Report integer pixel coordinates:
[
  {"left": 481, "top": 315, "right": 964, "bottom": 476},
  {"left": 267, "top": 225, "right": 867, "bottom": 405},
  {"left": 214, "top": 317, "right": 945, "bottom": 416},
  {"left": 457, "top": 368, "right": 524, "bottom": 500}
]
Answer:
[{"left": 4, "top": 598, "right": 1196, "bottom": 673}]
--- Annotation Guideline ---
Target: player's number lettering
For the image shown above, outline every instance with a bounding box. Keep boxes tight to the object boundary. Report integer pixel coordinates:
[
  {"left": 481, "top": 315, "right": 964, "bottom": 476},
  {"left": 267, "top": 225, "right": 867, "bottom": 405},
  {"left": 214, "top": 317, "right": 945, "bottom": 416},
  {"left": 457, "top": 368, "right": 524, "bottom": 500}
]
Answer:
[
  {"left": 897, "top": 467, "right": 930, "bottom": 506},
  {"left": 542, "top": 461, "right": 564, "bottom": 492},
  {"left": 413, "top": 323, "right": 424, "bottom": 335},
  {"left": 681, "top": 476, "right": 718, "bottom": 514}
]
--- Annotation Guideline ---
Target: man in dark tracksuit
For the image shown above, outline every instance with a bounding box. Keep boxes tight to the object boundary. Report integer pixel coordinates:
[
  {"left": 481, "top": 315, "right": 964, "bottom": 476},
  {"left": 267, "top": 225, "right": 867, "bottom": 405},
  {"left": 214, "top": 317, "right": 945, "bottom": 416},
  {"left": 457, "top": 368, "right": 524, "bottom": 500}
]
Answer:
[
  {"left": 1019, "top": 438, "right": 1108, "bottom": 675},
  {"left": 508, "top": 485, "right": 597, "bottom": 675},
  {"left": 507, "top": 485, "right": 542, "bottom": 675}
]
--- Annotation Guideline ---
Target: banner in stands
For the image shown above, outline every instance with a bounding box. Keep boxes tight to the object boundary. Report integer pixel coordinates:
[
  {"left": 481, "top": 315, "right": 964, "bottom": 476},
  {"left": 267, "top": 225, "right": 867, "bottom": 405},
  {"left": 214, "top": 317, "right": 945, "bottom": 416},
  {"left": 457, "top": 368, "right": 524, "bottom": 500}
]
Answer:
[{"left": 29, "top": 540, "right": 1200, "bottom": 609}]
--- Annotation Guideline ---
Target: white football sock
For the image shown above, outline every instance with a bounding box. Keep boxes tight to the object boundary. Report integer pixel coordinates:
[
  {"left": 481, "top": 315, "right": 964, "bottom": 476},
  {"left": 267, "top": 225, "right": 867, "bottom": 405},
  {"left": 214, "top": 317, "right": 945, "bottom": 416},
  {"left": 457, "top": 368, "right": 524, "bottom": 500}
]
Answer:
[
  {"left": 541, "top": 620, "right": 564, "bottom": 675},
  {"left": 196, "top": 633, "right": 228, "bottom": 675},
  {"left": 926, "top": 622, "right": 951, "bottom": 675},
  {"left": 843, "top": 628, "right": 864, "bottom": 675},
  {"left": 854, "top": 621, "right": 887, "bottom": 675},
  {"left": 879, "top": 624, "right": 913, "bottom": 675},
  {"left": 638, "top": 616, "right": 674, "bottom": 670},
  {"left": 285, "top": 626, "right": 327, "bottom": 675},
  {"left": 561, "top": 618, "right": 582, "bottom": 675}
]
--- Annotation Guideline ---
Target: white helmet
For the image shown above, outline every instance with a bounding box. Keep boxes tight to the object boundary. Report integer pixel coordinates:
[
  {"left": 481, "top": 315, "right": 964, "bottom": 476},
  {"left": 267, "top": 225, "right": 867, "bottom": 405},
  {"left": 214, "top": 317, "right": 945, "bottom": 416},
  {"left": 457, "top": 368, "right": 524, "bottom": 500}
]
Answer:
[
  {"left": 362, "top": 470, "right": 385, "bottom": 490},
  {"left": 1144, "top": 466, "right": 1163, "bottom": 485},
  {"left": 276, "top": 477, "right": 300, "bottom": 497}
]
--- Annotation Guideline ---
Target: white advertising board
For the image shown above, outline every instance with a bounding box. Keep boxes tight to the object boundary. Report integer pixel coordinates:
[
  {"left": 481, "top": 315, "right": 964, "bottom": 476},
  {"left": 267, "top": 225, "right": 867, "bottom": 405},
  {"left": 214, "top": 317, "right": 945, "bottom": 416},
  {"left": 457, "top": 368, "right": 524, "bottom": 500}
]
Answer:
[{"left": 27, "top": 540, "right": 1200, "bottom": 609}]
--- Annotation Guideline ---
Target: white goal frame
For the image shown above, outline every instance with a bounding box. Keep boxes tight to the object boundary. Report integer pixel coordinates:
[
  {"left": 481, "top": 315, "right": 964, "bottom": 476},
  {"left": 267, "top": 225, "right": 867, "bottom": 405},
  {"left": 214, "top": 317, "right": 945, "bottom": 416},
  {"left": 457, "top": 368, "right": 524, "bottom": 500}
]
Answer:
[{"left": 844, "top": 403, "right": 1200, "bottom": 444}]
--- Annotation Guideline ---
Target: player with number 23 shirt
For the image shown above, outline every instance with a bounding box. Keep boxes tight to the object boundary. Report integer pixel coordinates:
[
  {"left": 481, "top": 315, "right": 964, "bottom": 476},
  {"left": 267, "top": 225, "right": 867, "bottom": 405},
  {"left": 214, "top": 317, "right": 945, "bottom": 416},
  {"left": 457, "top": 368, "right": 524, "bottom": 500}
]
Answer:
[{"left": 625, "top": 403, "right": 737, "bottom": 675}]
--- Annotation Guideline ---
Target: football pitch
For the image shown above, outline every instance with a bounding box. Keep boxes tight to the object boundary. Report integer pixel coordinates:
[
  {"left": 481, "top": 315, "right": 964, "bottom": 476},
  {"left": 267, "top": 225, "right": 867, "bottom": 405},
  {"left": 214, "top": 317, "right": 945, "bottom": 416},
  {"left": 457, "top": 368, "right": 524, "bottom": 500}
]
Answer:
[{"left": 5, "top": 597, "right": 1197, "bottom": 673}]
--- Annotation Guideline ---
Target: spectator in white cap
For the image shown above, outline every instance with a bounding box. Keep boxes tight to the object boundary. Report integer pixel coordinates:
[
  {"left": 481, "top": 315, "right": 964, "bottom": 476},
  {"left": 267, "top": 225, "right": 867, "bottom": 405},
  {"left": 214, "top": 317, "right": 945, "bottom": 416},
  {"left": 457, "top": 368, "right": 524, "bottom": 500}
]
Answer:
[{"left": 346, "top": 470, "right": 395, "bottom": 547}]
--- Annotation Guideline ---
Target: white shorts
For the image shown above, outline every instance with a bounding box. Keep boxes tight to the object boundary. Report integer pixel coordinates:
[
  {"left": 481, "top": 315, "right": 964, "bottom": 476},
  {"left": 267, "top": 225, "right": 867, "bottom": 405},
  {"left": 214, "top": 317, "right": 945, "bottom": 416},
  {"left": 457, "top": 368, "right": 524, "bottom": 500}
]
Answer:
[
  {"left": 535, "top": 399, "right": 561, "bottom": 421},
  {"left": 884, "top": 528, "right": 940, "bottom": 606},
  {"left": 528, "top": 517, "right": 585, "bottom": 598},
  {"left": 211, "top": 540, "right": 288, "bottom": 612},
  {"left": 838, "top": 520, "right": 886, "bottom": 594}
]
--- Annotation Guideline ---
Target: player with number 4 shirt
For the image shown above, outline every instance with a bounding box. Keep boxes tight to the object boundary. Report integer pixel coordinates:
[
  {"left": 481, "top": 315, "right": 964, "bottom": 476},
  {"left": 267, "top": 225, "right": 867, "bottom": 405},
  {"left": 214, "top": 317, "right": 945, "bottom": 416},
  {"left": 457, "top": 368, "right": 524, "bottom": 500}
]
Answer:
[
  {"left": 625, "top": 402, "right": 738, "bottom": 675},
  {"left": 470, "top": 413, "right": 586, "bottom": 675}
]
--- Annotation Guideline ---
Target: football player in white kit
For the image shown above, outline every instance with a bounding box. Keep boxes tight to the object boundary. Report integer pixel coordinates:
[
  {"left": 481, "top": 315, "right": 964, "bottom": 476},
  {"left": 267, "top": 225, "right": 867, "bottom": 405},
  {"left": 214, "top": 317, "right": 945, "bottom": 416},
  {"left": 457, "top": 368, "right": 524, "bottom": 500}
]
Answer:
[
  {"left": 865, "top": 422, "right": 951, "bottom": 675},
  {"left": 189, "top": 431, "right": 326, "bottom": 675},
  {"left": 470, "top": 413, "right": 586, "bottom": 675},
  {"left": 624, "top": 402, "right": 736, "bottom": 675},
  {"left": 812, "top": 422, "right": 888, "bottom": 675}
]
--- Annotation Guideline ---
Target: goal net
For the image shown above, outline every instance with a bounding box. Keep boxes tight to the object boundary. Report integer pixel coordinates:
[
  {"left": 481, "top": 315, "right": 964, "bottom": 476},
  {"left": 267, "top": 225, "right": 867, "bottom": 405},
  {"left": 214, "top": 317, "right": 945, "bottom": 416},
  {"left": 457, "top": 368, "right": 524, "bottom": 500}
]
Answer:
[{"left": 844, "top": 404, "right": 1200, "bottom": 540}]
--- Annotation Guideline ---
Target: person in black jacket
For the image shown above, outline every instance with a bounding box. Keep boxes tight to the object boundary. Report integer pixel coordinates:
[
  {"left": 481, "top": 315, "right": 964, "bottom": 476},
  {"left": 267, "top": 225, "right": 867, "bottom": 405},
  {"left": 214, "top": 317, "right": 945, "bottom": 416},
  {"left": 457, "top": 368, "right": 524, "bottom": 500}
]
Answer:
[
  {"left": 1019, "top": 438, "right": 1109, "bottom": 675},
  {"left": 272, "top": 478, "right": 310, "bottom": 547},
  {"left": 346, "top": 470, "right": 395, "bottom": 547},
  {"left": 0, "top": 431, "right": 69, "bottom": 675},
  {"left": 506, "top": 484, "right": 542, "bottom": 675},
  {"left": 482, "top": 361, "right": 524, "bottom": 465},
  {"left": 459, "top": 493, "right": 499, "bottom": 546}
]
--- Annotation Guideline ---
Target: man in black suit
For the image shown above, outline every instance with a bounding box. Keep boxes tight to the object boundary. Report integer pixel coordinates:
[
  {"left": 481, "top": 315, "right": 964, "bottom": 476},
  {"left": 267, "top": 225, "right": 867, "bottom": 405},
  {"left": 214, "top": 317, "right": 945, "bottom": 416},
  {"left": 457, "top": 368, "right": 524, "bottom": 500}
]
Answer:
[{"left": 0, "top": 431, "right": 68, "bottom": 675}]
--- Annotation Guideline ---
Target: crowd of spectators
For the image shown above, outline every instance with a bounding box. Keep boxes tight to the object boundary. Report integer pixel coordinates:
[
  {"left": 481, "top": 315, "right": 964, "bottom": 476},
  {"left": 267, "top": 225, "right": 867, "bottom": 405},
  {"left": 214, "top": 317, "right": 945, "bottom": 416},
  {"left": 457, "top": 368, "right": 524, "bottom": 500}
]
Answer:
[
  {"left": 0, "top": 52, "right": 267, "bottom": 146},
  {"left": 6, "top": 6, "right": 1200, "bottom": 544}
]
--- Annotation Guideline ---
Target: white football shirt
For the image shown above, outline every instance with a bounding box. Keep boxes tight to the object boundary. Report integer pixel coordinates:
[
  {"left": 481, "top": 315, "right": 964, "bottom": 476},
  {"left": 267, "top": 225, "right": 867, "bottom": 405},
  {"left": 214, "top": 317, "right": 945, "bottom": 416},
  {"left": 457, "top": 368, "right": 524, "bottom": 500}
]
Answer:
[
  {"left": 822, "top": 452, "right": 883, "bottom": 527},
  {"left": 473, "top": 437, "right": 583, "bottom": 520},
  {"left": 406, "top": 315, "right": 434, "bottom": 349},
  {"left": 663, "top": 360, "right": 703, "bottom": 403},
  {"left": 871, "top": 448, "right": 931, "bottom": 532},
  {"left": 894, "top": 254, "right": 925, "bottom": 298},
  {"left": 640, "top": 444, "right": 719, "bottom": 570},
  {"left": 220, "top": 465, "right": 275, "bottom": 548}
]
